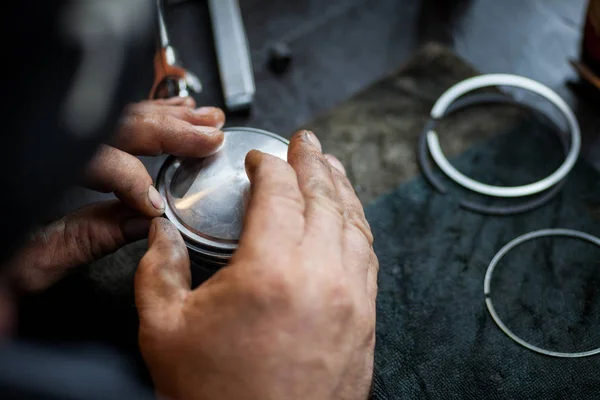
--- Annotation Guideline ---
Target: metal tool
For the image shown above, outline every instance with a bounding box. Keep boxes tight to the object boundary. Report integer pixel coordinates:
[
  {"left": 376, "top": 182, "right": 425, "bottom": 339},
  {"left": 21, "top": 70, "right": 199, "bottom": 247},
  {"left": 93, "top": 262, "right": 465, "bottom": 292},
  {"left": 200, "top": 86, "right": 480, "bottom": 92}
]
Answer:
[
  {"left": 149, "top": 0, "right": 202, "bottom": 99},
  {"left": 156, "top": 128, "right": 288, "bottom": 268},
  {"left": 208, "top": 0, "right": 255, "bottom": 111},
  {"left": 484, "top": 229, "right": 600, "bottom": 358},
  {"left": 418, "top": 93, "right": 568, "bottom": 216},
  {"left": 425, "top": 74, "right": 581, "bottom": 198}
]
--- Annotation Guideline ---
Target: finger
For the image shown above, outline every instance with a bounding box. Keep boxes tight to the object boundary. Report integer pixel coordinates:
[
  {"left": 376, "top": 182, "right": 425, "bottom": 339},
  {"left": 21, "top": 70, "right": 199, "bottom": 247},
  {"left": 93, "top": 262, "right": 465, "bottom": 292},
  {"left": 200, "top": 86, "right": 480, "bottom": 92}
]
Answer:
[
  {"left": 126, "top": 99, "right": 224, "bottom": 128},
  {"left": 326, "top": 155, "right": 373, "bottom": 246},
  {"left": 83, "top": 145, "right": 164, "bottom": 217},
  {"left": 135, "top": 218, "right": 191, "bottom": 322},
  {"left": 156, "top": 106, "right": 225, "bottom": 129},
  {"left": 324, "top": 154, "right": 346, "bottom": 176},
  {"left": 326, "top": 155, "right": 374, "bottom": 284},
  {"left": 236, "top": 150, "right": 305, "bottom": 258},
  {"left": 152, "top": 96, "right": 197, "bottom": 108},
  {"left": 129, "top": 101, "right": 224, "bottom": 128},
  {"left": 287, "top": 130, "right": 343, "bottom": 253},
  {"left": 114, "top": 113, "right": 224, "bottom": 157},
  {"left": 9, "top": 201, "right": 151, "bottom": 293}
]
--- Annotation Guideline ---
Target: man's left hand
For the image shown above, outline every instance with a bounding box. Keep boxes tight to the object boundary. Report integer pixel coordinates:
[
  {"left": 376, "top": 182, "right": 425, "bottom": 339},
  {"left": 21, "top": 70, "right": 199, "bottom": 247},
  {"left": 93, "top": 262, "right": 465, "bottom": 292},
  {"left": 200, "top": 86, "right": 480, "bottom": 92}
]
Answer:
[{"left": 9, "top": 97, "right": 225, "bottom": 293}]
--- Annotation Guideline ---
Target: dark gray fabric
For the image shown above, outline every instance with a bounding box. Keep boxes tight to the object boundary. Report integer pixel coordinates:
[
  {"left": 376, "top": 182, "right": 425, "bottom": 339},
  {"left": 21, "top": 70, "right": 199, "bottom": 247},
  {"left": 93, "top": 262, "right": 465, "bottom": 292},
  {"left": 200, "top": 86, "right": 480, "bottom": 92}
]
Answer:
[
  {"left": 368, "top": 121, "right": 600, "bottom": 399},
  {"left": 0, "top": 343, "right": 153, "bottom": 399}
]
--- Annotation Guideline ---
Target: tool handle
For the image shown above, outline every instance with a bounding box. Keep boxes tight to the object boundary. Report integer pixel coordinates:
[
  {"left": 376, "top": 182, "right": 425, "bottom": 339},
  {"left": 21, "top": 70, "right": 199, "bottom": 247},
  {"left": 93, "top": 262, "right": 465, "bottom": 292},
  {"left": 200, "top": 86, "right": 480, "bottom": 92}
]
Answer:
[{"left": 208, "top": 0, "right": 255, "bottom": 111}]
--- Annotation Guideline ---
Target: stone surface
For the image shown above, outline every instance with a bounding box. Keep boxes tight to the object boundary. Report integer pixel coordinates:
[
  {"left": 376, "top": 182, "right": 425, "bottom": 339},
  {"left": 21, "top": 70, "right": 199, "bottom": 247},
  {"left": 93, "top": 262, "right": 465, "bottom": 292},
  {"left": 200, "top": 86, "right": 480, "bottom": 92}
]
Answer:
[{"left": 302, "top": 43, "right": 527, "bottom": 204}]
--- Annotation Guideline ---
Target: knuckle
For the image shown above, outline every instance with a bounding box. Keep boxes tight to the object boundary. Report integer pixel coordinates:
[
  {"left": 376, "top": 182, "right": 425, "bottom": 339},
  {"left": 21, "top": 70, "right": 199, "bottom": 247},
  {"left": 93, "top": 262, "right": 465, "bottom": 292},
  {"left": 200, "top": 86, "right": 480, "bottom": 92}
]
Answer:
[
  {"left": 332, "top": 170, "right": 353, "bottom": 189},
  {"left": 243, "top": 268, "right": 295, "bottom": 309},
  {"left": 126, "top": 154, "right": 146, "bottom": 172},
  {"left": 325, "top": 280, "right": 356, "bottom": 318},
  {"left": 141, "top": 243, "right": 187, "bottom": 273},
  {"left": 304, "top": 179, "right": 342, "bottom": 217},
  {"left": 346, "top": 216, "right": 374, "bottom": 246},
  {"left": 309, "top": 195, "right": 345, "bottom": 220},
  {"left": 157, "top": 242, "right": 188, "bottom": 265},
  {"left": 64, "top": 217, "right": 103, "bottom": 263},
  {"left": 154, "top": 113, "right": 174, "bottom": 129},
  {"left": 305, "top": 175, "right": 336, "bottom": 200},
  {"left": 311, "top": 152, "right": 333, "bottom": 171},
  {"left": 258, "top": 189, "right": 305, "bottom": 214},
  {"left": 144, "top": 113, "right": 172, "bottom": 132},
  {"left": 119, "top": 157, "right": 149, "bottom": 192},
  {"left": 182, "top": 107, "right": 197, "bottom": 120},
  {"left": 183, "top": 97, "right": 197, "bottom": 107}
]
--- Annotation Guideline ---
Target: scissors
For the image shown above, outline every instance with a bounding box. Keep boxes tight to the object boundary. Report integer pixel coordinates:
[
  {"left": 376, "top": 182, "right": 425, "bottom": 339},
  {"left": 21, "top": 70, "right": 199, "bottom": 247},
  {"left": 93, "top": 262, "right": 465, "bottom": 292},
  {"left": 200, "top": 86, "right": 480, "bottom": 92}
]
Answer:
[{"left": 149, "top": 0, "right": 202, "bottom": 99}]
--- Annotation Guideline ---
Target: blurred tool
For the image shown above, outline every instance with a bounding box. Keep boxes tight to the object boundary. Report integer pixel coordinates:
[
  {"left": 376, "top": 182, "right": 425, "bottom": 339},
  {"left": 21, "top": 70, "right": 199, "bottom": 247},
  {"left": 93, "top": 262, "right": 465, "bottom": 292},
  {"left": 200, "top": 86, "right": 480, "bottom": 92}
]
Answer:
[
  {"left": 571, "top": 0, "right": 600, "bottom": 90},
  {"left": 268, "top": 42, "right": 293, "bottom": 75},
  {"left": 149, "top": 0, "right": 202, "bottom": 99},
  {"left": 208, "top": 0, "right": 255, "bottom": 111}
]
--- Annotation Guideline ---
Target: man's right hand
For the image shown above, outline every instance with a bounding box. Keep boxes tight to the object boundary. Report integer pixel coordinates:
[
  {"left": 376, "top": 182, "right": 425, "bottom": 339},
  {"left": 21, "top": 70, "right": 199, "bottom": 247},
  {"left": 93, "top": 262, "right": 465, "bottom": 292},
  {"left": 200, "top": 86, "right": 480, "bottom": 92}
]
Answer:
[{"left": 135, "top": 130, "right": 378, "bottom": 400}]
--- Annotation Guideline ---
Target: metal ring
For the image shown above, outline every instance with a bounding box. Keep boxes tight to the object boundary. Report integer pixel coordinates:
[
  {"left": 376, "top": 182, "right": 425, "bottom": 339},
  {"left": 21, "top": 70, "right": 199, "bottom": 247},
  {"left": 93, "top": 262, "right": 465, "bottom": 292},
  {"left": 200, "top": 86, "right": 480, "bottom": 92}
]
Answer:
[
  {"left": 427, "top": 74, "right": 581, "bottom": 198},
  {"left": 418, "top": 93, "right": 568, "bottom": 215},
  {"left": 484, "top": 229, "right": 600, "bottom": 358}
]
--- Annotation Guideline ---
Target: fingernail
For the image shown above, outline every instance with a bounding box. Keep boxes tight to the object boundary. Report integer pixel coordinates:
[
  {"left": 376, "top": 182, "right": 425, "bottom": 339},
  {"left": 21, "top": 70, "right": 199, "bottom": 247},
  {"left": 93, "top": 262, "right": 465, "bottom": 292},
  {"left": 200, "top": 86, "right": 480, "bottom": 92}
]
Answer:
[
  {"left": 245, "top": 150, "right": 262, "bottom": 178},
  {"left": 148, "top": 186, "right": 165, "bottom": 211},
  {"left": 304, "top": 131, "right": 322, "bottom": 152},
  {"left": 194, "top": 125, "right": 220, "bottom": 135},
  {"left": 206, "top": 138, "right": 226, "bottom": 156},
  {"left": 192, "top": 106, "right": 216, "bottom": 115},
  {"left": 122, "top": 217, "right": 152, "bottom": 241},
  {"left": 325, "top": 154, "right": 346, "bottom": 175},
  {"left": 193, "top": 107, "right": 225, "bottom": 129}
]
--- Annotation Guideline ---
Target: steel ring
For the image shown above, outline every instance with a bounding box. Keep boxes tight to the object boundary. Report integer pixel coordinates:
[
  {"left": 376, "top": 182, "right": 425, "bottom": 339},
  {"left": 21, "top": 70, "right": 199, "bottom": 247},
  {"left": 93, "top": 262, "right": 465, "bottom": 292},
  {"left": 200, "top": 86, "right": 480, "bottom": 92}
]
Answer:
[
  {"left": 427, "top": 74, "right": 580, "bottom": 198},
  {"left": 484, "top": 229, "right": 600, "bottom": 358},
  {"left": 418, "top": 92, "right": 568, "bottom": 215}
]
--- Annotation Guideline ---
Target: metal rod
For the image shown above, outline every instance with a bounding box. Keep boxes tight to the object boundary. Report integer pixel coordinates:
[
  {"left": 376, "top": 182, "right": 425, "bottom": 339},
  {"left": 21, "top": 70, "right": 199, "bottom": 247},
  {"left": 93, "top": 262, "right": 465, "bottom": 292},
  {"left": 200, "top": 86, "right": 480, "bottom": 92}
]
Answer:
[
  {"left": 157, "top": 0, "right": 170, "bottom": 48},
  {"left": 208, "top": 0, "right": 255, "bottom": 111}
]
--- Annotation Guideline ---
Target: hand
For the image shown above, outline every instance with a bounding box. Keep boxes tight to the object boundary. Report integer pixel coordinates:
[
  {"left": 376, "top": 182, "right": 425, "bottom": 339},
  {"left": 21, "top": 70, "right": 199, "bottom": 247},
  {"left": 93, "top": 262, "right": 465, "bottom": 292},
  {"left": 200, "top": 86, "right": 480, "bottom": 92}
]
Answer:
[
  {"left": 9, "top": 97, "right": 225, "bottom": 293},
  {"left": 136, "top": 131, "right": 378, "bottom": 400}
]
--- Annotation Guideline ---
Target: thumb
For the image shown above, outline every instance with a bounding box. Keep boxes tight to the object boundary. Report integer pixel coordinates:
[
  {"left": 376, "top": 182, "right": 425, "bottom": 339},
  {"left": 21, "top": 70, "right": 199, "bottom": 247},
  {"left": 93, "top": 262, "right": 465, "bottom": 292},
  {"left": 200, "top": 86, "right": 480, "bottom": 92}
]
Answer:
[
  {"left": 135, "top": 218, "right": 191, "bottom": 324},
  {"left": 9, "top": 200, "right": 151, "bottom": 293}
]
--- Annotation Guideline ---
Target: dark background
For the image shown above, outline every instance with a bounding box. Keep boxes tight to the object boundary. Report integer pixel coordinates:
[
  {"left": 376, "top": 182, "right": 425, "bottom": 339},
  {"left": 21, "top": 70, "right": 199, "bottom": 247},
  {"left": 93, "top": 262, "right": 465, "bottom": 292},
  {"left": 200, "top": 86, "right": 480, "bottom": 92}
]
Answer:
[
  {"left": 59, "top": 0, "right": 599, "bottom": 214},
  {"left": 167, "top": 0, "right": 595, "bottom": 158}
]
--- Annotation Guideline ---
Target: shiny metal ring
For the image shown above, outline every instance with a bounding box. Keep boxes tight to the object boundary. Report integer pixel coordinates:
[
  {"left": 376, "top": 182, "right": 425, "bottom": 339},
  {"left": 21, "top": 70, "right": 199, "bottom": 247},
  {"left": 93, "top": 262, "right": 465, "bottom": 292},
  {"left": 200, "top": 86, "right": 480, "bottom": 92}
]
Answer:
[
  {"left": 484, "top": 229, "right": 600, "bottom": 358},
  {"left": 418, "top": 92, "right": 568, "bottom": 216},
  {"left": 427, "top": 74, "right": 581, "bottom": 198}
]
